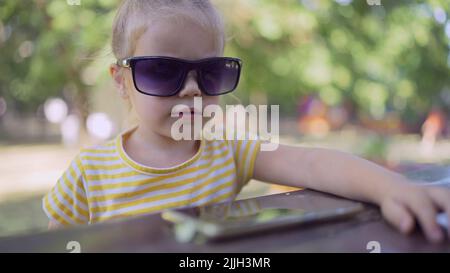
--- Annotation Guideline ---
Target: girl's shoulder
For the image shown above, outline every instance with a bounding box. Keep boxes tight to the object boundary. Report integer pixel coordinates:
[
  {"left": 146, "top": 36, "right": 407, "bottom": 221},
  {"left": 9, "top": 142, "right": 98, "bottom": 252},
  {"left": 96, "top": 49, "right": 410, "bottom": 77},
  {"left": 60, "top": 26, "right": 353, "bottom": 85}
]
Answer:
[
  {"left": 77, "top": 139, "right": 119, "bottom": 164},
  {"left": 80, "top": 139, "right": 117, "bottom": 154}
]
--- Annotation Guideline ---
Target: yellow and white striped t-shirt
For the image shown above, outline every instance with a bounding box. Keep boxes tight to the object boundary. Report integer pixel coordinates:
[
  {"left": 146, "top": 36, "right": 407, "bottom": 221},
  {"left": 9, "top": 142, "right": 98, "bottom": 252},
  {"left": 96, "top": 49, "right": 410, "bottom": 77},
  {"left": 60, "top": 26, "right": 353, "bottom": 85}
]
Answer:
[{"left": 43, "top": 127, "right": 261, "bottom": 225}]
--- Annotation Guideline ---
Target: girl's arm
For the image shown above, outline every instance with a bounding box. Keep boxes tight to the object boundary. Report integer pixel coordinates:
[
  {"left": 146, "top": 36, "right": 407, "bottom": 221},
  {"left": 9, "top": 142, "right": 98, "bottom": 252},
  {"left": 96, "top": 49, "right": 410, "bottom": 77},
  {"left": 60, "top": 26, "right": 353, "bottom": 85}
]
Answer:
[{"left": 253, "top": 144, "right": 450, "bottom": 243}]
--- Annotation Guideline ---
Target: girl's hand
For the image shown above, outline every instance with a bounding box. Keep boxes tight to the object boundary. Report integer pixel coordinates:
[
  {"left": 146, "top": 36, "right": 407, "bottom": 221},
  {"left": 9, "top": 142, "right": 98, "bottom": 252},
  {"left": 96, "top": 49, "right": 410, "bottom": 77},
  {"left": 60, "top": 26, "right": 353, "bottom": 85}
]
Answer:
[{"left": 380, "top": 182, "right": 450, "bottom": 243}]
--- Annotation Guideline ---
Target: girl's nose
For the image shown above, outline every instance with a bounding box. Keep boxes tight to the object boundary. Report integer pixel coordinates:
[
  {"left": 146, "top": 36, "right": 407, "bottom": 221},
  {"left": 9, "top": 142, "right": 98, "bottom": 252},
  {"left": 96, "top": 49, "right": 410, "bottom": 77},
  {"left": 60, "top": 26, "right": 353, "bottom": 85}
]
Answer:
[{"left": 178, "top": 71, "right": 202, "bottom": 97}]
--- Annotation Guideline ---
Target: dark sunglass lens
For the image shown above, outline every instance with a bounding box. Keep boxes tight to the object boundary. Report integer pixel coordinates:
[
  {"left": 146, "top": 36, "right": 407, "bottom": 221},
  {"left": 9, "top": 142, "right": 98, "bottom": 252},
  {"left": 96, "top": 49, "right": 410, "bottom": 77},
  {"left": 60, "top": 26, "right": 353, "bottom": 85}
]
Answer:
[
  {"left": 134, "top": 59, "right": 184, "bottom": 96},
  {"left": 200, "top": 59, "right": 240, "bottom": 95}
]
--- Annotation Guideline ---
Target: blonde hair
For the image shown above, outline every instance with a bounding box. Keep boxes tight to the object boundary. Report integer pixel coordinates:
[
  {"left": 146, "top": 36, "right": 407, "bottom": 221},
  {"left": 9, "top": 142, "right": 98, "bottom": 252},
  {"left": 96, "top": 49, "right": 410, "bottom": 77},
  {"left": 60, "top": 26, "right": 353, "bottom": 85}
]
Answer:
[
  {"left": 111, "top": 0, "right": 227, "bottom": 129},
  {"left": 111, "top": 0, "right": 226, "bottom": 60}
]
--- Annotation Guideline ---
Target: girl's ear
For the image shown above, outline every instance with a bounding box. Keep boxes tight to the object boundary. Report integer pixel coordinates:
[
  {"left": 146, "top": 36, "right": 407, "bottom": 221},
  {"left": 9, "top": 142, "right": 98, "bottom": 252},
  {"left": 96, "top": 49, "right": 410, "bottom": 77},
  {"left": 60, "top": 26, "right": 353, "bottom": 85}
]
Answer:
[{"left": 109, "top": 64, "right": 129, "bottom": 99}]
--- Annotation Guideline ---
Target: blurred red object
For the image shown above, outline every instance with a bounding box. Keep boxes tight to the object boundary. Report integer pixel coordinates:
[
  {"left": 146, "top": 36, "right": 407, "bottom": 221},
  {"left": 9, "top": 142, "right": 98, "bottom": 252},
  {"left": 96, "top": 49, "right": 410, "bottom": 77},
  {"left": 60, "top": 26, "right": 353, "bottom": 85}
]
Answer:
[{"left": 421, "top": 108, "right": 447, "bottom": 153}]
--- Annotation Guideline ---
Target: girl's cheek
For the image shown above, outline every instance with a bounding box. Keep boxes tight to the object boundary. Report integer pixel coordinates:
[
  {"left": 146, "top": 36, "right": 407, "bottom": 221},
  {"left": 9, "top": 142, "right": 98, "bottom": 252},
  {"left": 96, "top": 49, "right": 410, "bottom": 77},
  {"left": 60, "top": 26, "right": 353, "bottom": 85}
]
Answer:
[{"left": 129, "top": 96, "right": 155, "bottom": 119}]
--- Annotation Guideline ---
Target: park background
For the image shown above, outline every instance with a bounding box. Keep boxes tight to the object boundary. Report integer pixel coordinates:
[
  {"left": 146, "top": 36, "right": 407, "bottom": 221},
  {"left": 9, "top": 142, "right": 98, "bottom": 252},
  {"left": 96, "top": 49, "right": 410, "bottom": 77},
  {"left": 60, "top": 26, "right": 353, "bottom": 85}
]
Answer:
[{"left": 0, "top": 0, "right": 449, "bottom": 238}]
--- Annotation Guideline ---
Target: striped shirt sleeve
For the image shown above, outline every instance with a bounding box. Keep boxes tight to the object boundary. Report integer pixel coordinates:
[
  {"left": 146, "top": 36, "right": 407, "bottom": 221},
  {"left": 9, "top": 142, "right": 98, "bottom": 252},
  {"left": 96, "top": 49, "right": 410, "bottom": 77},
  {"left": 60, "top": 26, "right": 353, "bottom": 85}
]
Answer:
[
  {"left": 228, "top": 138, "right": 261, "bottom": 191},
  {"left": 42, "top": 154, "right": 90, "bottom": 226}
]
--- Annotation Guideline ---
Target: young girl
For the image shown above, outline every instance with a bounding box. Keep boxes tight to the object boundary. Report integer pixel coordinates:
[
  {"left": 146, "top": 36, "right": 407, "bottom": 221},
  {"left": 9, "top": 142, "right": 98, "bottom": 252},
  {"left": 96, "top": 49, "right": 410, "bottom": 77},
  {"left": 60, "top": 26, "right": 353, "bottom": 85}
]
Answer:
[{"left": 43, "top": 0, "right": 450, "bottom": 243}]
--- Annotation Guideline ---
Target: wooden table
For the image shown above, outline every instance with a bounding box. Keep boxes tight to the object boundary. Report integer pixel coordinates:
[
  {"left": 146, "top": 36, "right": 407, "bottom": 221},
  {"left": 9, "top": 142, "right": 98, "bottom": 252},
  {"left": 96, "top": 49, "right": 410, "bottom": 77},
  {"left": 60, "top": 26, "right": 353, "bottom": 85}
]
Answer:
[{"left": 1, "top": 165, "right": 449, "bottom": 253}]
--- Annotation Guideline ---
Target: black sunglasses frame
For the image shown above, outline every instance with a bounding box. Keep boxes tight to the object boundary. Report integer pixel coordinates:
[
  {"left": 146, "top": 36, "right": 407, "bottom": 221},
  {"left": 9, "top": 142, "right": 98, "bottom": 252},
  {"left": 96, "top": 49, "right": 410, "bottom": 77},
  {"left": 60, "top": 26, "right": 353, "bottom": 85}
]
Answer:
[{"left": 116, "top": 56, "right": 243, "bottom": 97}]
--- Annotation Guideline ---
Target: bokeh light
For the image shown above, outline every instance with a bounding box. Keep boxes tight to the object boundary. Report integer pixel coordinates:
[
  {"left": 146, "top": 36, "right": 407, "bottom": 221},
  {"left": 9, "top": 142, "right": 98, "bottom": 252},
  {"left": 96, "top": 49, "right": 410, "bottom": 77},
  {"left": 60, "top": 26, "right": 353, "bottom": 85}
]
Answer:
[
  {"left": 43, "top": 97, "right": 68, "bottom": 124},
  {"left": 86, "top": 112, "right": 114, "bottom": 140},
  {"left": 60, "top": 114, "right": 80, "bottom": 147}
]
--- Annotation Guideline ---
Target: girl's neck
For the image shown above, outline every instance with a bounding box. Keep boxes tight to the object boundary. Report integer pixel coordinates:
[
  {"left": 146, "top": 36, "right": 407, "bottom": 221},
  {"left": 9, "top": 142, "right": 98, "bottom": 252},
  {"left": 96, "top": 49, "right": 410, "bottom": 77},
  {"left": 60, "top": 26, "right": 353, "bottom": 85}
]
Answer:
[
  {"left": 137, "top": 125, "right": 198, "bottom": 149},
  {"left": 124, "top": 125, "right": 200, "bottom": 168}
]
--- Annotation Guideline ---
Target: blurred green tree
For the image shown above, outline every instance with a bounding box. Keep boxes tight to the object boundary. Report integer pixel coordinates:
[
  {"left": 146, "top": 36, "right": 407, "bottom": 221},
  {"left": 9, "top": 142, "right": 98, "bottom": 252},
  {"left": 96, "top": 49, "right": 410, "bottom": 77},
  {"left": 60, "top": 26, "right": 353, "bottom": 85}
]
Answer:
[
  {"left": 220, "top": 0, "right": 450, "bottom": 126},
  {"left": 0, "top": 0, "right": 117, "bottom": 139}
]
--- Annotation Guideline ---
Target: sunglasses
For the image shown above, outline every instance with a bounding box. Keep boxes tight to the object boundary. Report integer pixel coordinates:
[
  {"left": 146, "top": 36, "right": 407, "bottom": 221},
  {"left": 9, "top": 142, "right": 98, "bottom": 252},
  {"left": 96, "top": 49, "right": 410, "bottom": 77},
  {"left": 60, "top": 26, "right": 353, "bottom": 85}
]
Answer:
[{"left": 116, "top": 56, "right": 243, "bottom": 97}]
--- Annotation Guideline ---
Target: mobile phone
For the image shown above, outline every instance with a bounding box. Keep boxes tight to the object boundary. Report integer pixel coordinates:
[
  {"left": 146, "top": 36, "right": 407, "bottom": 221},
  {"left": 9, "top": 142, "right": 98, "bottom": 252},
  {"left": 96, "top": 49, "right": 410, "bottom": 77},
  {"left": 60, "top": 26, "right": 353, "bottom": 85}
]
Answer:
[{"left": 162, "top": 192, "right": 364, "bottom": 242}]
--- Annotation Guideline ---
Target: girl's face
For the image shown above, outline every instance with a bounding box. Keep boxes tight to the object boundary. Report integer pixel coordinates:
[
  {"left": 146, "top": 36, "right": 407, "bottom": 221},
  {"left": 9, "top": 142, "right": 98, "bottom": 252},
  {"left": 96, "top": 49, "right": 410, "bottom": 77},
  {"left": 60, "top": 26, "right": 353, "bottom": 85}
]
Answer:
[{"left": 112, "top": 17, "right": 222, "bottom": 138}]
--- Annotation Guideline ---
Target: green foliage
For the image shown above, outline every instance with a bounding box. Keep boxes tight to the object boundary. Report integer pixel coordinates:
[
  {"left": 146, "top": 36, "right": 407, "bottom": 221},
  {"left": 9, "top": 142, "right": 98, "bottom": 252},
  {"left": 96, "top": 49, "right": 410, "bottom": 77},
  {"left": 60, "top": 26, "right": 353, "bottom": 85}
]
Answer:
[
  {"left": 0, "top": 0, "right": 116, "bottom": 112},
  {"left": 221, "top": 0, "right": 450, "bottom": 119}
]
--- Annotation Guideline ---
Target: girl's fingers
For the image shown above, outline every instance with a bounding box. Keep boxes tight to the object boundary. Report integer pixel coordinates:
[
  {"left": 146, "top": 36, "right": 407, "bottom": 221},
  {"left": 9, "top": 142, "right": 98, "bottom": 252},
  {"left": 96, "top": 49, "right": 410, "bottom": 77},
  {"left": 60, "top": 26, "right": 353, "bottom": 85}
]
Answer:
[
  {"left": 404, "top": 192, "right": 444, "bottom": 243},
  {"left": 381, "top": 198, "right": 414, "bottom": 234},
  {"left": 427, "top": 188, "right": 450, "bottom": 237}
]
